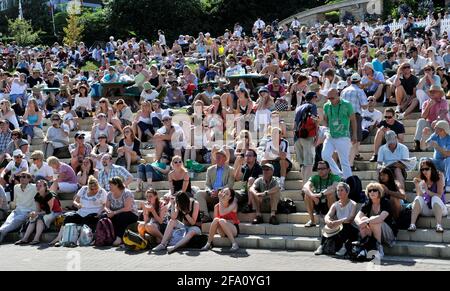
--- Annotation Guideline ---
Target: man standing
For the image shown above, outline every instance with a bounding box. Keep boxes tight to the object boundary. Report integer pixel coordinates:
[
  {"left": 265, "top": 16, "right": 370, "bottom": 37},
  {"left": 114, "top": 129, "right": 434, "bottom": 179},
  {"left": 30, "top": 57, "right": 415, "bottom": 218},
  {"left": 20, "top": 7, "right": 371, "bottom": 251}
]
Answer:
[
  {"left": 249, "top": 164, "right": 281, "bottom": 226},
  {"left": 322, "top": 88, "right": 357, "bottom": 179},
  {"left": 195, "top": 149, "right": 235, "bottom": 222},
  {"left": 341, "top": 73, "right": 368, "bottom": 170}
]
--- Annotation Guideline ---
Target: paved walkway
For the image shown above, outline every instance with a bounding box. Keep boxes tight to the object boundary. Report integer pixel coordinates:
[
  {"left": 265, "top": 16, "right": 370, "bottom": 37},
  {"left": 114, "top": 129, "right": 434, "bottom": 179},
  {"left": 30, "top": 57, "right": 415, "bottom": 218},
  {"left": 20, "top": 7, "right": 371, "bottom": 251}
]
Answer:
[{"left": 1, "top": 245, "right": 450, "bottom": 271}]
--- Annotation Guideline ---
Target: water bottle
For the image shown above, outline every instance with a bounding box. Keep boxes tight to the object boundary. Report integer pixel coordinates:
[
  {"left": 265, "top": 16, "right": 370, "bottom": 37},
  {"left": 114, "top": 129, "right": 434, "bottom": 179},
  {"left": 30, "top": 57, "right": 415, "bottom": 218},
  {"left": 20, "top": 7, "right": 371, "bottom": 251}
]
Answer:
[{"left": 420, "top": 181, "right": 428, "bottom": 194}]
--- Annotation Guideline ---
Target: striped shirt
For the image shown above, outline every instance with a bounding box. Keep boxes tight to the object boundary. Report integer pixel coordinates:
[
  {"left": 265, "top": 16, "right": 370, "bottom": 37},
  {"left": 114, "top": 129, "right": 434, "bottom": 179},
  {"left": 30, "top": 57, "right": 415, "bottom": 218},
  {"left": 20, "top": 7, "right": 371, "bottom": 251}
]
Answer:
[
  {"left": 98, "top": 164, "right": 133, "bottom": 191},
  {"left": 0, "top": 130, "right": 11, "bottom": 152}
]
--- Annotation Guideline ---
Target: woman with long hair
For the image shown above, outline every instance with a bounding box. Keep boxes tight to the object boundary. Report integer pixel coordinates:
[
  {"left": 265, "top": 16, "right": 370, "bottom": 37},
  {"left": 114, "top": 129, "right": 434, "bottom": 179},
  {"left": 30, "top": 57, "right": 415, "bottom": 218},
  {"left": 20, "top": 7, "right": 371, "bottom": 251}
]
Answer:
[
  {"left": 0, "top": 100, "right": 19, "bottom": 130},
  {"left": 168, "top": 156, "right": 192, "bottom": 196},
  {"left": 138, "top": 189, "right": 169, "bottom": 244},
  {"left": 201, "top": 188, "right": 240, "bottom": 252},
  {"left": 117, "top": 125, "right": 141, "bottom": 171},
  {"left": 95, "top": 98, "right": 122, "bottom": 134},
  {"left": 409, "top": 160, "right": 447, "bottom": 233},
  {"left": 378, "top": 167, "right": 406, "bottom": 220},
  {"left": 77, "top": 158, "right": 99, "bottom": 187},
  {"left": 132, "top": 101, "right": 154, "bottom": 142},
  {"left": 22, "top": 99, "right": 44, "bottom": 143}
]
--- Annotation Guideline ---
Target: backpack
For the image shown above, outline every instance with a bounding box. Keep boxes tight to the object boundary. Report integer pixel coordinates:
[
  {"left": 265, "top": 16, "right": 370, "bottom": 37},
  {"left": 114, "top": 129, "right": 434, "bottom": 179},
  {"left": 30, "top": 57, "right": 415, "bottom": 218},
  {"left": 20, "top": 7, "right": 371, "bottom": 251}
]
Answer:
[
  {"left": 277, "top": 198, "right": 297, "bottom": 214},
  {"left": 348, "top": 236, "right": 378, "bottom": 262},
  {"left": 297, "top": 104, "right": 317, "bottom": 139},
  {"left": 274, "top": 98, "right": 289, "bottom": 112},
  {"left": 185, "top": 234, "right": 208, "bottom": 249},
  {"left": 78, "top": 225, "right": 94, "bottom": 247},
  {"left": 345, "top": 176, "right": 366, "bottom": 204},
  {"left": 322, "top": 236, "right": 338, "bottom": 255},
  {"left": 95, "top": 218, "right": 116, "bottom": 247},
  {"left": 61, "top": 223, "right": 81, "bottom": 248},
  {"left": 123, "top": 223, "right": 148, "bottom": 251}
]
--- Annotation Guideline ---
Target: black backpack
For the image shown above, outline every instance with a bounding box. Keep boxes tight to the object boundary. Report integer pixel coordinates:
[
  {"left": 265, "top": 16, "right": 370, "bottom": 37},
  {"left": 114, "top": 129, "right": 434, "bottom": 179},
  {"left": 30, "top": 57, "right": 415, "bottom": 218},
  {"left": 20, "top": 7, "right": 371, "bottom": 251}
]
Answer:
[
  {"left": 346, "top": 176, "right": 366, "bottom": 204},
  {"left": 277, "top": 198, "right": 297, "bottom": 214}
]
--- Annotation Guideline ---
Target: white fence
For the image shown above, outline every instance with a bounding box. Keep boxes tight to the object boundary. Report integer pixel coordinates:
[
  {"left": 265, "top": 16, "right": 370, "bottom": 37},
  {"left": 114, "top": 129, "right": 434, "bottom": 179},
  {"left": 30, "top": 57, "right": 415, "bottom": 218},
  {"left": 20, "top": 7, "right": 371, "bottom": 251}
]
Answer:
[{"left": 368, "top": 18, "right": 450, "bottom": 38}]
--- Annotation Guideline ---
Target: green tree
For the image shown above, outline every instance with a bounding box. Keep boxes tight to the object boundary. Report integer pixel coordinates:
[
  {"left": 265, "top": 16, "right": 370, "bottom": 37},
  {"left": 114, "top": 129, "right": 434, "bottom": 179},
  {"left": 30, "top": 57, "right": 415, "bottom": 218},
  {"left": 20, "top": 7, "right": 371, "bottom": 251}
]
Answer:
[
  {"left": 63, "top": 12, "right": 84, "bottom": 46},
  {"left": 8, "top": 18, "right": 40, "bottom": 46}
]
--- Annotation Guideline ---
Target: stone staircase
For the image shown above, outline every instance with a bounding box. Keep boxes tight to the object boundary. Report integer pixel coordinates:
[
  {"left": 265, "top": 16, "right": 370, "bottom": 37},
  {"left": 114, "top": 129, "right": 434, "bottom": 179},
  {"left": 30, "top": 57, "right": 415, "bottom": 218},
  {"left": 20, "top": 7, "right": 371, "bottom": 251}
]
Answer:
[{"left": 5, "top": 107, "right": 450, "bottom": 259}]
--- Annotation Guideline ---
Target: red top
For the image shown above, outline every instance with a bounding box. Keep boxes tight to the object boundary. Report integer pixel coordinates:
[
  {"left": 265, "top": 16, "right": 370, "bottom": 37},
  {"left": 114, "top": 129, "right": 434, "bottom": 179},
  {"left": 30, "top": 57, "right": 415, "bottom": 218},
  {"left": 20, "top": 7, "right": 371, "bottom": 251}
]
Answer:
[{"left": 216, "top": 211, "right": 240, "bottom": 225}]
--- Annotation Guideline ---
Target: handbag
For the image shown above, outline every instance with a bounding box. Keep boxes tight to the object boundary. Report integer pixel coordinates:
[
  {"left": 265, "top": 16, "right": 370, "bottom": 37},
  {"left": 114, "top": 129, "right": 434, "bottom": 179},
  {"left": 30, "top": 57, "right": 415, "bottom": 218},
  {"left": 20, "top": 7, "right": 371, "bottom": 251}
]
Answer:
[{"left": 168, "top": 227, "right": 187, "bottom": 246}]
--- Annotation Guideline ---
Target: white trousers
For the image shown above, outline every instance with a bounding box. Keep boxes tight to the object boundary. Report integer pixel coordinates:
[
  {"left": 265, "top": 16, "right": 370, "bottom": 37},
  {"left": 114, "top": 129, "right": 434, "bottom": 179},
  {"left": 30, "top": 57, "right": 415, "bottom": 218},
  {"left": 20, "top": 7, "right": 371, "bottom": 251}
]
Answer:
[{"left": 322, "top": 137, "right": 352, "bottom": 179}]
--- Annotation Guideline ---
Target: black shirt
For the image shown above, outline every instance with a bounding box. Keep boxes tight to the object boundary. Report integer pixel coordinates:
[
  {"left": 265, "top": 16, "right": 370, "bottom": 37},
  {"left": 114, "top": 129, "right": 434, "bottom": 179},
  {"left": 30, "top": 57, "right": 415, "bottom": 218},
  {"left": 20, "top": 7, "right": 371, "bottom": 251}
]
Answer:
[
  {"left": 399, "top": 74, "right": 419, "bottom": 96},
  {"left": 34, "top": 191, "right": 58, "bottom": 214},
  {"left": 241, "top": 163, "right": 263, "bottom": 182},
  {"left": 27, "top": 76, "right": 43, "bottom": 88},
  {"left": 46, "top": 79, "right": 60, "bottom": 88},
  {"left": 360, "top": 197, "right": 396, "bottom": 234},
  {"left": 377, "top": 120, "right": 405, "bottom": 135}
]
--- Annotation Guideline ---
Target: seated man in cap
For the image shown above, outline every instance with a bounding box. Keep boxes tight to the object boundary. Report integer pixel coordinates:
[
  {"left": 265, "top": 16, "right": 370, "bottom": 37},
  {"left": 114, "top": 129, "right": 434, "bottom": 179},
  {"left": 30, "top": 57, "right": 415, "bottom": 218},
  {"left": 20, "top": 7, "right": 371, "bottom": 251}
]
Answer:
[
  {"left": 194, "top": 149, "right": 235, "bottom": 223},
  {"left": 0, "top": 171, "right": 36, "bottom": 244},
  {"left": 361, "top": 62, "right": 385, "bottom": 102},
  {"left": 249, "top": 163, "right": 281, "bottom": 225},
  {"left": 413, "top": 85, "right": 449, "bottom": 152},
  {"left": 377, "top": 130, "right": 411, "bottom": 192},
  {"left": 43, "top": 113, "right": 70, "bottom": 159},
  {"left": 153, "top": 112, "right": 187, "bottom": 161},
  {"left": 421, "top": 120, "right": 450, "bottom": 193},
  {"left": 0, "top": 149, "right": 29, "bottom": 201},
  {"left": 69, "top": 132, "right": 93, "bottom": 172}
]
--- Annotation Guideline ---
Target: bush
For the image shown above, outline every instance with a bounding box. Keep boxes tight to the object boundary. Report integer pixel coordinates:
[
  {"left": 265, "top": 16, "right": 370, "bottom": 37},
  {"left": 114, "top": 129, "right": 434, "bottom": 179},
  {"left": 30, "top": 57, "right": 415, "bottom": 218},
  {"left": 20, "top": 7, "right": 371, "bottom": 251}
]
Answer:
[{"left": 324, "top": 11, "right": 340, "bottom": 24}]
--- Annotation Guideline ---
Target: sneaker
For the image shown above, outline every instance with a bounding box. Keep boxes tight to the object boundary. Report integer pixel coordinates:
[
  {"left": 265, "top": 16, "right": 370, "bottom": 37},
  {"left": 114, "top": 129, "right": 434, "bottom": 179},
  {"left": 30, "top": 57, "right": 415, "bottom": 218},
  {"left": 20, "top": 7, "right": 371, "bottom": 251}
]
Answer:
[
  {"left": 167, "top": 246, "right": 176, "bottom": 254},
  {"left": 397, "top": 113, "right": 405, "bottom": 120},
  {"left": 395, "top": 106, "right": 401, "bottom": 113},
  {"left": 252, "top": 216, "right": 264, "bottom": 225},
  {"left": 280, "top": 185, "right": 286, "bottom": 191},
  {"left": 152, "top": 243, "right": 167, "bottom": 252},
  {"left": 335, "top": 246, "right": 347, "bottom": 256},
  {"left": 408, "top": 224, "right": 417, "bottom": 232},
  {"left": 305, "top": 220, "right": 316, "bottom": 228},
  {"left": 436, "top": 224, "right": 444, "bottom": 233},
  {"left": 230, "top": 243, "right": 239, "bottom": 252},
  {"left": 369, "top": 154, "right": 378, "bottom": 163},
  {"left": 200, "top": 242, "right": 212, "bottom": 251},
  {"left": 269, "top": 216, "right": 279, "bottom": 225},
  {"left": 314, "top": 245, "right": 323, "bottom": 255}
]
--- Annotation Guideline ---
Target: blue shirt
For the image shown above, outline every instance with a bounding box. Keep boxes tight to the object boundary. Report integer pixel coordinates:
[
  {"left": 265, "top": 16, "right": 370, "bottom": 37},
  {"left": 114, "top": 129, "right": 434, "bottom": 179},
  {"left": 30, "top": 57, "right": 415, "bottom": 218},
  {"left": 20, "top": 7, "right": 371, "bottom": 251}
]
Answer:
[
  {"left": 212, "top": 166, "right": 224, "bottom": 191},
  {"left": 372, "top": 59, "right": 383, "bottom": 73},
  {"left": 427, "top": 133, "right": 450, "bottom": 160}
]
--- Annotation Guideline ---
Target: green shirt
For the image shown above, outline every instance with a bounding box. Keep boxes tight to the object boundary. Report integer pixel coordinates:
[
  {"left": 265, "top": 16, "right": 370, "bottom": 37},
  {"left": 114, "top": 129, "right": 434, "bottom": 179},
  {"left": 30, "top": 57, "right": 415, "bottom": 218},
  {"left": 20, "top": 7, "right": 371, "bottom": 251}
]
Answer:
[
  {"left": 323, "top": 99, "right": 354, "bottom": 138},
  {"left": 309, "top": 173, "right": 342, "bottom": 193}
]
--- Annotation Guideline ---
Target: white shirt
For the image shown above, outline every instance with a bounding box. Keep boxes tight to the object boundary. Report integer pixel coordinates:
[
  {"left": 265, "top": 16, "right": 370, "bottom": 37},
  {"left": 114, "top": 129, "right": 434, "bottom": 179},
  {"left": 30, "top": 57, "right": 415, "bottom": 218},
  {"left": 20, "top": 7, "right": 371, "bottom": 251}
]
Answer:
[
  {"left": 30, "top": 162, "right": 54, "bottom": 179},
  {"left": 377, "top": 142, "right": 409, "bottom": 166},
  {"left": 10, "top": 80, "right": 27, "bottom": 95},
  {"left": 291, "top": 20, "right": 301, "bottom": 29},
  {"left": 5, "top": 160, "right": 28, "bottom": 175},
  {"left": 361, "top": 109, "right": 382, "bottom": 130},
  {"left": 14, "top": 183, "right": 37, "bottom": 212},
  {"left": 157, "top": 124, "right": 186, "bottom": 148},
  {"left": 409, "top": 56, "right": 428, "bottom": 74},
  {"left": 254, "top": 20, "right": 266, "bottom": 30},
  {"left": 76, "top": 186, "right": 108, "bottom": 218},
  {"left": 141, "top": 90, "right": 159, "bottom": 102},
  {"left": 74, "top": 95, "right": 92, "bottom": 110},
  {"left": 264, "top": 138, "right": 291, "bottom": 161}
]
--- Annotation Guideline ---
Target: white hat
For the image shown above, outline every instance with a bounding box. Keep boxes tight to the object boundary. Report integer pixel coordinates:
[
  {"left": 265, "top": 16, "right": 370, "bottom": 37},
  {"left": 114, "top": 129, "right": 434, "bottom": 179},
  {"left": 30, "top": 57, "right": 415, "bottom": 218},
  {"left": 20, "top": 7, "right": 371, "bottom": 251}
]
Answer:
[
  {"left": 351, "top": 73, "right": 362, "bottom": 82},
  {"left": 427, "top": 47, "right": 436, "bottom": 55},
  {"left": 435, "top": 120, "right": 450, "bottom": 135},
  {"left": 311, "top": 72, "right": 321, "bottom": 78},
  {"left": 13, "top": 149, "right": 24, "bottom": 157},
  {"left": 337, "top": 81, "right": 348, "bottom": 90},
  {"left": 363, "top": 62, "right": 374, "bottom": 71},
  {"left": 161, "top": 112, "right": 172, "bottom": 121}
]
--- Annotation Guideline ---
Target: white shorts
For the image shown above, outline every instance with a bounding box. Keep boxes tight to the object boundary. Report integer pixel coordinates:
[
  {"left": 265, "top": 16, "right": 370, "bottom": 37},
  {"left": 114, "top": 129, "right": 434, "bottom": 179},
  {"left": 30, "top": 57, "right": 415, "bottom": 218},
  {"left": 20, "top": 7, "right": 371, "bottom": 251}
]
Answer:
[
  {"left": 415, "top": 196, "right": 448, "bottom": 217},
  {"left": 58, "top": 182, "right": 79, "bottom": 194}
]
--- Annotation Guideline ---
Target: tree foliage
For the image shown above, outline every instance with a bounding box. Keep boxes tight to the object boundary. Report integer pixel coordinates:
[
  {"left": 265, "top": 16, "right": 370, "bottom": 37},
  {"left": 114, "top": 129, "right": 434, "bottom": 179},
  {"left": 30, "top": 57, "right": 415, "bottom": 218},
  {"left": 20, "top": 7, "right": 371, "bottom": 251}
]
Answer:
[
  {"left": 8, "top": 18, "right": 41, "bottom": 46},
  {"left": 63, "top": 12, "right": 84, "bottom": 45}
]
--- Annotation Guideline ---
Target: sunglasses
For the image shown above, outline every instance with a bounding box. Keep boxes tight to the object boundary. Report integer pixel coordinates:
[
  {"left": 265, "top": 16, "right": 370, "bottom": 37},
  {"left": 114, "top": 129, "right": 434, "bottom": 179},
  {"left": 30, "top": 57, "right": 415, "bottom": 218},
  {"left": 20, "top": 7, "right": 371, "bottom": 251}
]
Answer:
[
  {"left": 367, "top": 189, "right": 379, "bottom": 193},
  {"left": 19, "top": 175, "right": 30, "bottom": 179},
  {"left": 421, "top": 168, "right": 431, "bottom": 172},
  {"left": 173, "top": 160, "right": 182, "bottom": 164},
  {"left": 384, "top": 116, "right": 393, "bottom": 119},
  {"left": 99, "top": 101, "right": 107, "bottom": 104}
]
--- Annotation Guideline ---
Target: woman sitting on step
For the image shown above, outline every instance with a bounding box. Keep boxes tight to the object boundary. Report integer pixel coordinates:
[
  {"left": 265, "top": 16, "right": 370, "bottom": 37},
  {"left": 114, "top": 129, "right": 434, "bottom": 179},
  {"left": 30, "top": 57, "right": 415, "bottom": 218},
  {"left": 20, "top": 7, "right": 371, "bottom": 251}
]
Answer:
[
  {"left": 90, "top": 134, "right": 113, "bottom": 170},
  {"left": 137, "top": 154, "right": 171, "bottom": 192},
  {"left": 378, "top": 167, "right": 407, "bottom": 220},
  {"left": 15, "top": 180, "right": 62, "bottom": 245},
  {"left": 168, "top": 156, "right": 192, "bottom": 197},
  {"left": 152, "top": 191, "right": 202, "bottom": 254},
  {"left": 77, "top": 158, "right": 99, "bottom": 188},
  {"left": 409, "top": 159, "right": 448, "bottom": 233},
  {"left": 49, "top": 176, "right": 107, "bottom": 247},
  {"left": 116, "top": 126, "right": 142, "bottom": 171},
  {"left": 201, "top": 188, "right": 240, "bottom": 252},
  {"left": 137, "top": 188, "right": 169, "bottom": 245}
]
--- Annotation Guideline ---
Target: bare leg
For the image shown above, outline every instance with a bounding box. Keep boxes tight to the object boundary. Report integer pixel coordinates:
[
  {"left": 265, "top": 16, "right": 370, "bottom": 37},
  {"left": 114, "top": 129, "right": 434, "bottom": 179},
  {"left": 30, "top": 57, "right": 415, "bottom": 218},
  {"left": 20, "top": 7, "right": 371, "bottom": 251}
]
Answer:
[
  {"left": 21, "top": 222, "right": 36, "bottom": 242},
  {"left": 145, "top": 223, "right": 163, "bottom": 243},
  {"left": 32, "top": 220, "right": 45, "bottom": 242},
  {"left": 403, "top": 99, "right": 419, "bottom": 118},
  {"left": 369, "top": 223, "right": 382, "bottom": 243},
  {"left": 410, "top": 199, "right": 421, "bottom": 225},
  {"left": 373, "top": 129, "right": 385, "bottom": 155},
  {"left": 394, "top": 168, "right": 405, "bottom": 191},
  {"left": 304, "top": 194, "right": 316, "bottom": 224},
  {"left": 218, "top": 219, "right": 237, "bottom": 244},
  {"left": 207, "top": 218, "right": 220, "bottom": 244}
]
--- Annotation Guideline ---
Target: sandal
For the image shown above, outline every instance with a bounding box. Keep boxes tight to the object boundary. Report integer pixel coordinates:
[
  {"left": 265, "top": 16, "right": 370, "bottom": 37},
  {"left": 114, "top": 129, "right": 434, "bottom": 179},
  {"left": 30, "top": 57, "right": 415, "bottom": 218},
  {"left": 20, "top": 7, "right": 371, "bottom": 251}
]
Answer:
[
  {"left": 14, "top": 240, "right": 29, "bottom": 245},
  {"left": 407, "top": 224, "right": 417, "bottom": 232},
  {"left": 436, "top": 224, "right": 444, "bottom": 233},
  {"left": 30, "top": 241, "right": 40, "bottom": 246}
]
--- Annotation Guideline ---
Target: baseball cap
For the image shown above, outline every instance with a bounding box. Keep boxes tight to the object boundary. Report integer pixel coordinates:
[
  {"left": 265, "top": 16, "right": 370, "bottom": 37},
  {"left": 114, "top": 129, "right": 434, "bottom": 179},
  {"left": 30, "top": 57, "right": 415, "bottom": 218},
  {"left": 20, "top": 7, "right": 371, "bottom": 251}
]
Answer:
[
  {"left": 351, "top": 73, "right": 362, "bottom": 82},
  {"left": 262, "top": 163, "right": 274, "bottom": 171},
  {"left": 13, "top": 149, "right": 24, "bottom": 157}
]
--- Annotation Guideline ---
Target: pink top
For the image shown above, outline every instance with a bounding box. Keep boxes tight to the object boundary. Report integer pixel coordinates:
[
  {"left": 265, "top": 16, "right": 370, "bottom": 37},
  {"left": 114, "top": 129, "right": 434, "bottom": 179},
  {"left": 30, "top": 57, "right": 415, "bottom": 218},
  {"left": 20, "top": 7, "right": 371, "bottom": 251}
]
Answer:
[
  {"left": 58, "top": 163, "right": 77, "bottom": 184},
  {"left": 423, "top": 98, "right": 449, "bottom": 123}
]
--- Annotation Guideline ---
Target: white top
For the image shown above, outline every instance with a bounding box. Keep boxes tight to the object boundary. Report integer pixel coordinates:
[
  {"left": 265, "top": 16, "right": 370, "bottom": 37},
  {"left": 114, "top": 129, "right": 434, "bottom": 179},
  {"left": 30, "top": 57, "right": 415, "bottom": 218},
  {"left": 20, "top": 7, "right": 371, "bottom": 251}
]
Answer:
[
  {"left": 409, "top": 56, "right": 428, "bottom": 74},
  {"left": 74, "top": 95, "right": 92, "bottom": 110},
  {"left": 377, "top": 142, "right": 409, "bottom": 166},
  {"left": 46, "top": 124, "right": 70, "bottom": 148},
  {"left": 2, "top": 112, "right": 19, "bottom": 129},
  {"left": 29, "top": 162, "right": 54, "bottom": 179},
  {"left": 5, "top": 160, "right": 28, "bottom": 175},
  {"left": 159, "top": 34, "right": 167, "bottom": 46},
  {"left": 76, "top": 186, "right": 108, "bottom": 218},
  {"left": 141, "top": 90, "right": 159, "bottom": 102},
  {"left": 264, "top": 138, "right": 291, "bottom": 161},
  {"left": 14, "top": 183, "right": 37, "bottom": 212},
  {"left": 157, "top": 123, "right": 186, "bottom": 148},
  {"left": 10, "top": 81, "right": 27, "bottom": 95},
  {"left": 361, "top": 109, "right": 382, "bottom": 130}
]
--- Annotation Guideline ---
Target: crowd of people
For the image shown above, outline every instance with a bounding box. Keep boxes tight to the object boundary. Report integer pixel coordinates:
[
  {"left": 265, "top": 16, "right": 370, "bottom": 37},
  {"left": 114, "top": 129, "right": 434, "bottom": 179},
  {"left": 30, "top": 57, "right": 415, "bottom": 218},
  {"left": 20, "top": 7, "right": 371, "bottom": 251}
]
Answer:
[{"left": 0, "top": 11, "right": 449, "bottom": 258}]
